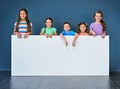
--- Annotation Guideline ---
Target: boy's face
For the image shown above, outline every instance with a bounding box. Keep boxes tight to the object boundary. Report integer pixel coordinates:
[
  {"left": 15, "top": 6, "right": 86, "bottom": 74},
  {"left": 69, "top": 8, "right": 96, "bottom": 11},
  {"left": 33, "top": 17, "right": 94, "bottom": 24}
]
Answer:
[
  {"left": 80, "top": 24, "right": 86, "bottom": 32},
  {"left": 64, "top": 24, "right": 71, "bottom": 31},
  {"left": 46, "top": 19, "right": 52, "bottom": 28},
  {"left": 20, "top": 11, "right": 27, "bottom": 20}
]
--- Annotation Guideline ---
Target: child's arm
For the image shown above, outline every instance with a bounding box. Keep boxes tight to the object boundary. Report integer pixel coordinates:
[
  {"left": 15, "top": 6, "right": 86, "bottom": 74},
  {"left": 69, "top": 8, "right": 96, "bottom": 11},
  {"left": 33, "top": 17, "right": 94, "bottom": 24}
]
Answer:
[
  {"left": 13, "top": 26, "right": 22, "bottom": 39},
  {"left": 101, "top": 31, "right": 106, "bottom": 38},
  {"left": 39, "top": 28, "right": 49, "bottom": 38},
  {"left": 89, "top": 29, "right": 96, "bottom": 36},
  {"left": 40, "top": 28, "right": 45, "bottom": 35},
  {"left": 72, "top": 33, "right": 78, "bottom": 46},
  {"left": 49, "top": 32, "right": 57, "bottom": 37},
  {"left": 54, "top": 32, "right": 57, "bottom": 35},
  {"left": 40, "top": 32, "right": 49, "bottom": 38},
  {"left": 28, "top": 28, "right": 32, "bottom": 35},
  {"left": 40, "top": 32, "right": 44, "bottom": 35},
  {"left": 24, "top": 28, "right": 32, "bottom": 38},
  {"left": 60, "top": 33, "right": 68, "bottom": 46}
]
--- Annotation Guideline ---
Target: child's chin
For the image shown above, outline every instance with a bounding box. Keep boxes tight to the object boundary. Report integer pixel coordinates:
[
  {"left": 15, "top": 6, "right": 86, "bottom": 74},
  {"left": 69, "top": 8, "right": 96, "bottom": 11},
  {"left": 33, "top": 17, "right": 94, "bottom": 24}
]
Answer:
[{"left": 21, "top": 18, "right": 25, "bottom": 19}]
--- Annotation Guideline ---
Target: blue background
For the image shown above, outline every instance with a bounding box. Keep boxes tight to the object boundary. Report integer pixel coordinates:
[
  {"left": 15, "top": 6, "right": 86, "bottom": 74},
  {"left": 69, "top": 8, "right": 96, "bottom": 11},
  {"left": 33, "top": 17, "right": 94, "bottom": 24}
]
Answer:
[{"left": 0, "top": 0, "right": 120, "bottom": 72}]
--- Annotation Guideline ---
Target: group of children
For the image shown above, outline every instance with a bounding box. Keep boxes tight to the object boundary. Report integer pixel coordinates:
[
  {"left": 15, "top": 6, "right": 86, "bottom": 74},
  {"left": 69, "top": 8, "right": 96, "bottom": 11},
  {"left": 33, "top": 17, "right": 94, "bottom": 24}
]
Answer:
[{"left": 13, "top": 8, "right": 106, "bottom": 46}]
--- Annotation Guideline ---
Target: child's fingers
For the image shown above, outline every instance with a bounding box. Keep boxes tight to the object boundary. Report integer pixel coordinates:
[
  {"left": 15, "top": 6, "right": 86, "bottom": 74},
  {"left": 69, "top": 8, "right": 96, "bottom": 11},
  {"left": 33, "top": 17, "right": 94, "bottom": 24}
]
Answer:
[
  {"left": 24, "top": 34, "right": 28, "bottom": 39},
  {"left": 72, "top": 42, "right": 75, "bottom": 46},
  {"left": 93, "top": 33, "right": 97, "bottom": 37},
  {"left": 24, "top": 35, "right": 28, "bottom": 39},
  {"left": 50, "top": 35, "right": 52, "bottom": 38},
  {"left": 101, "top": 35, "right": 105, "bottom": 39},
  {"left": 66, "top": 42, "right": 68, "bottom": 46},
  {"left": 17, "top": 34, "right": 21, "bottom": 39},
  {"left": 46, "top": 34, "right": 49, "bottom": 38}
]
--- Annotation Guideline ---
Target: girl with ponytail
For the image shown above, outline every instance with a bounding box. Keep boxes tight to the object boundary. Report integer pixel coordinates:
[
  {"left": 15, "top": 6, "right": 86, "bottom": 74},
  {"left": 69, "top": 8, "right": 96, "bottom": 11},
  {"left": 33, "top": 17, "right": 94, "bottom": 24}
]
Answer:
[{"left": 89, "top": 10, "right": 106, "bottom": 38}]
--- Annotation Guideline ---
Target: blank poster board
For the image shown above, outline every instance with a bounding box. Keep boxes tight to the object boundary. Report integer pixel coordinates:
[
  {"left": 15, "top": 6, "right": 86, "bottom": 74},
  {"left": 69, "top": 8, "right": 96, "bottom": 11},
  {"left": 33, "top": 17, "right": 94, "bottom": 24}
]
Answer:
[{"left": 11, "top": 35, "right": 109, "bottom": 76}]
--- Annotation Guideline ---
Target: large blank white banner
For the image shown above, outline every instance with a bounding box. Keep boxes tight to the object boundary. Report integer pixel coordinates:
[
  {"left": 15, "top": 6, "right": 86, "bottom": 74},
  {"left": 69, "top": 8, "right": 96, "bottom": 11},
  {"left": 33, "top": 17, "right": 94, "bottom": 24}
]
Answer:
[{"left": 11, "top": 35, "right": 109, "bottom": 76}]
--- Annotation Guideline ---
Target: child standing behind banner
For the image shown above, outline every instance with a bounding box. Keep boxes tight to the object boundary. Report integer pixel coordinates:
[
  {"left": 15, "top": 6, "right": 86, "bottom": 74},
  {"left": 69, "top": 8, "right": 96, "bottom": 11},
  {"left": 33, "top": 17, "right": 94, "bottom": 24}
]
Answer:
[
  {"left": 13, "top": 8, "right": 32, "bottom": 39},
  {"left": 60, "top": 22, "right": 76, "bottom": 46},
  {"left": 89, "top": 10, "right": 106, "bottom": 38},
  {"left": 72, "top": 22, "right": 89, "bottom": 46},
  {"left": 40, "top": 17, "right": 57, "bottom": 38}
]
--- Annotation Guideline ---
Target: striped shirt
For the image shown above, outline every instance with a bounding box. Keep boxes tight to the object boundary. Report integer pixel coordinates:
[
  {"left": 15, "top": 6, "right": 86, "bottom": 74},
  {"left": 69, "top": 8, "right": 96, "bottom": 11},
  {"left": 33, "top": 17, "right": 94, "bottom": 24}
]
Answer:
[{"left": 14, "top": 21, "right": 32, "bottom": 35}]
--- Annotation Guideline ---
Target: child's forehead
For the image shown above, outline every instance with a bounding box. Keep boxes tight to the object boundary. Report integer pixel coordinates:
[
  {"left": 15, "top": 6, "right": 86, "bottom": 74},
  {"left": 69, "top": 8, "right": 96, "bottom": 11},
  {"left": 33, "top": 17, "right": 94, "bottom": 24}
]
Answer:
[
  {"left": 80, "top": 24, "right": 86, "bottom": 26},
  {"left": 95, "top": 13, "right": 102, "bottom": 16},
  {"left": 20, "top": 10, "right": 26, "bottom": 13},
  {"left": 46, "top": 19, "right": 52, "bottom": 22},
  {"left": 64, "top": 23, "right": 70, "bottom": 26}
]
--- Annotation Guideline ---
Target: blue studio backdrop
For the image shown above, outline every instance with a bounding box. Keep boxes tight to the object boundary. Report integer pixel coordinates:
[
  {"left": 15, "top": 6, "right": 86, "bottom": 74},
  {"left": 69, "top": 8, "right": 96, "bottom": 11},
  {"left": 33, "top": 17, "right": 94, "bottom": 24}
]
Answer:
[{"left": 0, "top": 0, "right": 120, "bottom": 72}]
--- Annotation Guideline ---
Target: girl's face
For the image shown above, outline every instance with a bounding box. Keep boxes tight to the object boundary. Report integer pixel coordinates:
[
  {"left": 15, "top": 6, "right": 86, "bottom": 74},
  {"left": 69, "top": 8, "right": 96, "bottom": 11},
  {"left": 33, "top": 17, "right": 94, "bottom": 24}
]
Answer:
[
  {"left": 79, "top": 24, "right": 87, "bottom": 33},
  {"left": 94, "top": 13, "right": 102, "bottom": 22},
  {"left": 20, "top": 10, "right": 27, "bottom": 20},
  {"left": 64, "top": 24, "right": 71, "bottom": 31},
  {"left": 46, "top": 19, "right": 52, "bottom": 28}
]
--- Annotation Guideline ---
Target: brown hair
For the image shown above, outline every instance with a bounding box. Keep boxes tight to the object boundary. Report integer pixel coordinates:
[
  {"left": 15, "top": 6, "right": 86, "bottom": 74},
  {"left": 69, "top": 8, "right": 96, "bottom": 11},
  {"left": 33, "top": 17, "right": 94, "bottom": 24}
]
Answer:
[
  {"left": 94, "top": 10, "right": 106, "bottom": 31},
  {"left": 76, "top": 22, "right": 88, "bottom": 34},
  {"left": 15, "top": 8, "right": 32, "bottom": 32}
]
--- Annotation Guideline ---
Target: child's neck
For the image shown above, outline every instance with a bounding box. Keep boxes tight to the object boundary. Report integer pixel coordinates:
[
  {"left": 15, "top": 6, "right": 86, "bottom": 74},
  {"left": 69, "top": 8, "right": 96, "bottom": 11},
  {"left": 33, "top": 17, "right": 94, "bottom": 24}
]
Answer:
[
  {"left": 81, "top": 32, "right": 86, "bottom": 33},
  {"left": 46, "top": 27, "right": 52, "bottom": 28},
  {"left": 95, "top": 21, "right": 101, "bottom": 24},
  {"left": 21, "top": 19, "right": 26, "bottom": 21}
]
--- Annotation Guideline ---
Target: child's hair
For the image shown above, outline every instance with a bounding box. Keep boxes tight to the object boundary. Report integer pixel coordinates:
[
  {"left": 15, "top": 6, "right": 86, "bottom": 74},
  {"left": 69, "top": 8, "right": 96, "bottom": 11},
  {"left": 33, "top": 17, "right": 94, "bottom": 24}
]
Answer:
[
  {"left": 94, "top": 10, "right": 106, "bottom": 31},
  {"left": 76, "top": 22, "right": 88, "bottom": 34},
  {"left": 15, "top": 8, "right": 31, "bottom": 32},
  {"left": 45, "top": 17, "right": 53, "bottom": 27},
  {"left": 63, "top": 22, "right": 71, "bottom": 28}
]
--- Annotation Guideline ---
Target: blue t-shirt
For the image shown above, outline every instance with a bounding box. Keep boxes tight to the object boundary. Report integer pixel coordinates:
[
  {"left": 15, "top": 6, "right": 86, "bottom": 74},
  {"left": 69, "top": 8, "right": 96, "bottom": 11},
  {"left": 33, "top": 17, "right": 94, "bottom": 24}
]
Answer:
[{"left": 61, "top": 30, "right": 76, "bottom": 36}]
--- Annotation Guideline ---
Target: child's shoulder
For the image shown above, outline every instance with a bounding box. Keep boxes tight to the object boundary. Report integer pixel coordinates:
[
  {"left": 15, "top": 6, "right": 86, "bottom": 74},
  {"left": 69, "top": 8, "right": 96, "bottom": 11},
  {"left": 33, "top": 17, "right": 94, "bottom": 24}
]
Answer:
[
  {"left": 70, "top": 30, "right": 76, "bottom": 34},
  {"left": 90, "top": 22, "right": 96, "bottom": 25},
  {"left": 61, "top": 30, "right": 66, "bottom": 34},
  {"left": 90, "top": 22, "right": 94, "bottom": 24},
  {"left": 70, "top": 29, "right": 75, "bottom": 32},
  {"left": 51, "top": 27, "right": 57, "bottom": 31},
  {"left": 51, "top": 27, "right": 56, "bottom": 29},
  {"left": 41, "top": 27, "right": 46, "bottom": 31},
  {"left": 41, "top": 27, "right": 45, "bottom": 29},
  {"left": 14, "top": 22, "right": 17, "bottom": 25}
]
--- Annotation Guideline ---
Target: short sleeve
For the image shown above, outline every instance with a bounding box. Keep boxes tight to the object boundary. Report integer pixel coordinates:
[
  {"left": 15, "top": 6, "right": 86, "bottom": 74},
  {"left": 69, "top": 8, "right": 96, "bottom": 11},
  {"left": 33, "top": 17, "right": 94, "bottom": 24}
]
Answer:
[
  {"left": 30, "top": 22, "right": 32, "bottom": 27},
  {"left": 53, "top": 28, "right": 57, "bottom": 32},
  {"left": 61, "top": 31, "right": 65, "bottom": 35},
  {"left": 41, "top": 28, "right": 45, "bottom": 33},
  {"left": 71, "top": 31, "right": 76, "bottom": 35},
  {"left": 89, "top": 23, "right": 93, "bottom": 30},
  {"left": 14, "top": 22, "right": 17, "bottom": 26}
]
